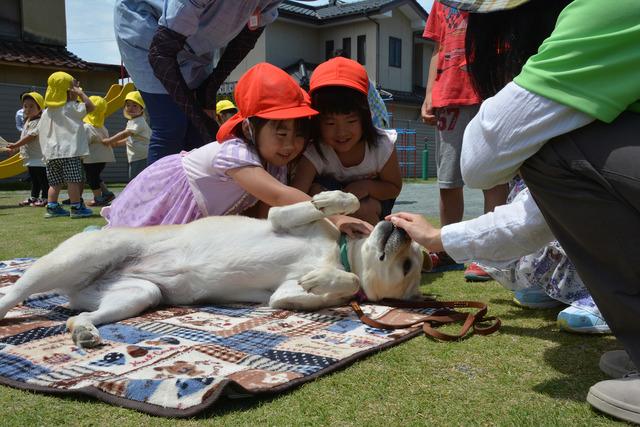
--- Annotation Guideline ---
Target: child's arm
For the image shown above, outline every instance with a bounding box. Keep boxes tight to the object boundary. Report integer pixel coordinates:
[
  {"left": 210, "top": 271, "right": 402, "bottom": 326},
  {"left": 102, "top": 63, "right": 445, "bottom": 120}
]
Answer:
[
  {"left": 228, "top": 166, "right": 372, "bottom": 236},
  {"left": 6, "top": 134, "right": 37, "bottom": 151},
  {"left": 103, "top": 130, "right": 133, "bottom": 146},
  {"left": 290, "top": 156, "right": 318, "bottom": 194},
  {"left": 344, "top": 148, "right": 402, "bottom": 201},
  {"left": 71, "top": 86, "right": 95, "bottom": 113}
]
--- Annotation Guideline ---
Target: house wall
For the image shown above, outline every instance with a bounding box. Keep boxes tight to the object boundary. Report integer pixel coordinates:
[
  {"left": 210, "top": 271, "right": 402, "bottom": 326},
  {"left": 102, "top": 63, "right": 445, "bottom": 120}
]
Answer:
[
  {"left": 316, "top": 20, "right": 377, "bottom": 81},
  {"left": 375, "top": 11, "right": 414, "bottom": 92},
  {"left": 264, "top": 21, "right": 321, "bottom": 67},
  {"left": 226, "top": 29, "right": 268, "bottom": 83},
  {"left": 21, "top": 0, "right": 66, "bottom": 46}
]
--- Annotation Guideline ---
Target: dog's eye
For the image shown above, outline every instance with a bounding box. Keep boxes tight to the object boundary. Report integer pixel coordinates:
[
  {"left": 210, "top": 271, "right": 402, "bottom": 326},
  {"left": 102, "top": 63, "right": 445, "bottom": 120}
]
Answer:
[{"left": 402, "top": 259, "right": 412, "bottom": 275}]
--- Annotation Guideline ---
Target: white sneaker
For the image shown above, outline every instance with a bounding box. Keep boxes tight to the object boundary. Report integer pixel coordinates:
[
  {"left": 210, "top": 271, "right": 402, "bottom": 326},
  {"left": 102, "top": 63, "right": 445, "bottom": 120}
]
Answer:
[
  {"left": 599, "top": 350, "right": 637, "bottom": 379},
  {"left": 587, "top": 372, "right": 640, "bottom": 423}
]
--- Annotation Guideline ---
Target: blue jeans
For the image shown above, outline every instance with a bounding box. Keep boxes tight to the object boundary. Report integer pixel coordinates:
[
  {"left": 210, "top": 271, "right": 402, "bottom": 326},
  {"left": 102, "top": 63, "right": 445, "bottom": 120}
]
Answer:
[{"left": 139, "top": 92, "right": 206, "bottom": 166}]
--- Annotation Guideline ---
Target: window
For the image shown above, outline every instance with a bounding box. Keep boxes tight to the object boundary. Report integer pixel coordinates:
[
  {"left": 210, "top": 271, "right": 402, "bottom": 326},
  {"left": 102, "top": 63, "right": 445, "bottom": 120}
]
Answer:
[
  {"left": 342, "top": 37, "right": 351, "bottom": 58},
  {"left": 325, "top": 40, "right": 335, "bottom": 60},
  {"left": 389, "top": 37, "right": 402, "bottom": 68},
  {"left": 357, "top": 35, "right": 366, "bottom": 65}
]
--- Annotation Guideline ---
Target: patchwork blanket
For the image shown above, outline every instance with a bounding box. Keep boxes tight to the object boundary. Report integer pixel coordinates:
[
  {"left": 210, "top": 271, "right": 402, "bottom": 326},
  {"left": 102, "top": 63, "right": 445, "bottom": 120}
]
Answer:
[{"left": 0, "top": 259, "right": 433, "bottom": 417}]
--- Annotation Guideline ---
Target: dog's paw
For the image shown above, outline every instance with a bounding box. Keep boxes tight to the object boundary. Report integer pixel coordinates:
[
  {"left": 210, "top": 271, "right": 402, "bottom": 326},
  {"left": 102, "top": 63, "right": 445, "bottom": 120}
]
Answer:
[
  {"left": 68, "top": 317, "right": 102, "bottom": 348},
  {"left": 299, "top": 269, "right": 360, "bottom": 296},
  {"left": 312, "top": 191, "right": 360, "bottom": 216}
]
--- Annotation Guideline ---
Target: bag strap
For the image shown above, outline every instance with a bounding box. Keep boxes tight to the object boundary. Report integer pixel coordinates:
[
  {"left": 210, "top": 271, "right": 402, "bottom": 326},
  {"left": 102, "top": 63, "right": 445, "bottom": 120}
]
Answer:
[{"left": 349, "top": 298, "right": 501, "bottom": 341}]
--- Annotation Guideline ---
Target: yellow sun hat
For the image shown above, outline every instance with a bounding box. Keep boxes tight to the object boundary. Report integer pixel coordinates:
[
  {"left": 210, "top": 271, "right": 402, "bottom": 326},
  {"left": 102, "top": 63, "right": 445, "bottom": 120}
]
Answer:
[
  {"left": 216, "top": 99, "right": 237, "bottom": 115},
  {"left": 21, "top": 92, "right": 45, "bottom": 110},
  {"left": 44, "top": 71, "right": 75, "bottom": 107},
  {"left": 83, "top": 96, "right": 107, "bottom": 128},
  {"left": 124, "top": 91, "right": 145, "bottom": 119}
]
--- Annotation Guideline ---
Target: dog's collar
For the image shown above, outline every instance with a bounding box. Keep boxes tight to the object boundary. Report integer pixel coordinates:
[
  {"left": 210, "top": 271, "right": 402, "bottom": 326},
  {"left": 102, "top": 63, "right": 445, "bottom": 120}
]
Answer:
[
  {"left": 339, "top": 233, "right": 351, "bottom": 272},
  {"left": 340, "top": 233, "right": 368, "bottom": 302}
]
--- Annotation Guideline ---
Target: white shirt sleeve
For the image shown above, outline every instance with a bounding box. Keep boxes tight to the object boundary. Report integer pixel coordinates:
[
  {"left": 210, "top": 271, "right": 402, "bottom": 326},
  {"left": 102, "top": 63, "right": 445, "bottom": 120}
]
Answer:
[
  {"left": 460, "top": 82, "right": 595, "bottom": 190},
  {"left": 441, "top": 188, "right": 555, "bottom": 266}
]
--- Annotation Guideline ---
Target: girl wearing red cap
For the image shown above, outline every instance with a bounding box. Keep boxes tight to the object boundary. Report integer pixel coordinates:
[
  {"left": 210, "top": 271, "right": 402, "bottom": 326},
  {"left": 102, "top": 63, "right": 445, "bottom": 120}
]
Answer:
[
  {"left": 101, "top": 63, "right": 371, "bottom": 236},
  {"left": 292, "top": 57, "right": 402, "bottom": 225}
]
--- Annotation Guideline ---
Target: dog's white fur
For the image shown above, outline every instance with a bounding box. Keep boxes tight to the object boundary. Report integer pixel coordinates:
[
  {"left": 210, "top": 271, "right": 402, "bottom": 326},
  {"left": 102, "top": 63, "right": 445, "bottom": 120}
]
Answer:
[{"left": 0, "top": 191, "right": 423, "bottom": 348}]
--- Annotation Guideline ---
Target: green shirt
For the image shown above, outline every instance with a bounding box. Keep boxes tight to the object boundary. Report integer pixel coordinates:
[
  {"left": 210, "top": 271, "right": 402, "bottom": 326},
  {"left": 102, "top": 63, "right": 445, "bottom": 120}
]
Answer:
[{"left": 514, "top": 0, "right": 640, "bottom": 123}]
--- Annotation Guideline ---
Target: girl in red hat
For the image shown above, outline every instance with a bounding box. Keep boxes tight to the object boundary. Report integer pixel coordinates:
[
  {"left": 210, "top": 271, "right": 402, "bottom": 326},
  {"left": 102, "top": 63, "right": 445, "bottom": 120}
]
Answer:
[
  {"left": 291, "top": 57, "right": 402, "bottom": 225},
  {"left": 102, "top": 63, "right": 371, "bottom": 236}
]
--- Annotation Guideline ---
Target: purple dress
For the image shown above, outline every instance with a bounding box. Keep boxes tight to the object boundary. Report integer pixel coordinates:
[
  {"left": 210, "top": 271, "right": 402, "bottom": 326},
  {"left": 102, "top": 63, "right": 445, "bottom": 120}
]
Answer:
[{"left": 101, "top": 138, "right": 286, "bottom": 227}]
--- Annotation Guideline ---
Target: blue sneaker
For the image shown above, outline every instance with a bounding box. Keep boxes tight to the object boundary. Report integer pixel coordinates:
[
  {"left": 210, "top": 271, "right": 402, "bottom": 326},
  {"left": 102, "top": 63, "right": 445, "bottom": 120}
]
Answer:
[
  {"left": 70, "top": 203, "right": 93, "bottom": 219},
  {"left": 557, "top": 306, "right": 611, "bottom": 334},
  {"left": 513, "top": 288, "right": 563, "bottom": 309},
  {"left": 45, "top": 203, "right": 70, "bottom": 218}
]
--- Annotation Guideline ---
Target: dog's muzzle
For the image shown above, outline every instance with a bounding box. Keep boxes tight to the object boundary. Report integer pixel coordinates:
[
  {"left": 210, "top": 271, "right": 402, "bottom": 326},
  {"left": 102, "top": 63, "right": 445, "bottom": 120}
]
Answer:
[{"left": 377, "top": 221, "right": 410, "bottom": 261}]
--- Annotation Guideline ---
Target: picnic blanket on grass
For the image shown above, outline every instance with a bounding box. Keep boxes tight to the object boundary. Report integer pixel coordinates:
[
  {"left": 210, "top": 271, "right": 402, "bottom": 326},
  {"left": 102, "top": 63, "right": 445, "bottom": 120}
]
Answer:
[{"left": 0, "top": 259, "right": 434, "bottom": 417}]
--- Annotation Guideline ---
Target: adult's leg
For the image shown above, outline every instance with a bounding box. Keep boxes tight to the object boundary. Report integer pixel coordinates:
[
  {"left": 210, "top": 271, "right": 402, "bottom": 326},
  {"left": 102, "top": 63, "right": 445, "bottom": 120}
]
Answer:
[
  {"left": 482, "top": 184, "right": 508, "bottom": 213},
  {"left": 140, "top": 92, "right": 191, "bottom": 165},
  {"left": 521, "top": 111, "right": 640, "bottom": 366}
]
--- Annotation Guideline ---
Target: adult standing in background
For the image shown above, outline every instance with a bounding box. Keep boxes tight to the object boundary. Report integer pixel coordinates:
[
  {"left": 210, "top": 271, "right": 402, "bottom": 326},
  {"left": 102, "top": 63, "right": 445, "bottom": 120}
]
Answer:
[{"left": 114, "top": 0, "right": 283, "bottom": 165}]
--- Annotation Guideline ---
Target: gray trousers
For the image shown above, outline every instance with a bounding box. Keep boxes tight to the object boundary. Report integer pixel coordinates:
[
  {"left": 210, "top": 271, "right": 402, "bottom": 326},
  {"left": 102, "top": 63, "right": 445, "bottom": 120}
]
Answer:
[{"left": 521, "top": 111, "right": 640, "bottom": 367}]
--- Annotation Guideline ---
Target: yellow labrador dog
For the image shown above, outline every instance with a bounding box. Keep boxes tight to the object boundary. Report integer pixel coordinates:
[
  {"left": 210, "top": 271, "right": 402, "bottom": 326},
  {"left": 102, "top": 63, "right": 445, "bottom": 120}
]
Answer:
[{"left": 0, "top": 191, "right": 423, "bottom": 348}]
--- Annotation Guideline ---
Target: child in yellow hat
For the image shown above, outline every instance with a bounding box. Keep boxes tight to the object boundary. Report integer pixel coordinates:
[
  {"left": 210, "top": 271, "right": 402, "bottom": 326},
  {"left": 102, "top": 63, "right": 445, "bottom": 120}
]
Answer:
[
  {"left": 103, "top": 91, "right": 151, "bottom": 180},
  {"left": 215, "top": 99, "right": 238, "bottom": 125},
  {"left": 82, "top": 96, "right": 116, "bottom": 206},
  {"left": 6, "top": 92, "right": 48, "bottom": 207},
  {"left": 39, "top": 71, "right": 96, "bottom": 218}
]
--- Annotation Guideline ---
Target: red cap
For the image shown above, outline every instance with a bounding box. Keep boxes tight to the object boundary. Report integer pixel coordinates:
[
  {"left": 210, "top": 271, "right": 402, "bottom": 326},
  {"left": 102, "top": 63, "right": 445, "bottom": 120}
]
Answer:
[
  {"left": 216, "top": 63, "right": 318, "bottom": 142},
  {"left": 309, "top": 57, "right": 369, "bottom": 96}
]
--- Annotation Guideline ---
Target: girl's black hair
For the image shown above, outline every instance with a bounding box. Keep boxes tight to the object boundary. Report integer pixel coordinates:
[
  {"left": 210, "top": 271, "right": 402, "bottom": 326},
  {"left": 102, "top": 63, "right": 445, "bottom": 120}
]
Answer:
[
  {"left": 465, "top": 0, "right": 573, "bottom": 99},
  {"left": 311, "top": 86, "right": 379, "bottom": 152}
]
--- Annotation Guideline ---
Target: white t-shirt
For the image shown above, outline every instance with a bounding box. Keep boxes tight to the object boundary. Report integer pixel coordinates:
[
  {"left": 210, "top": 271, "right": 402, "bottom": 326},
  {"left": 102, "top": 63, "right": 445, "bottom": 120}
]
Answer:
[
  {"left": 38, "top": 101, "right": 89, "bottom": 161},
  {"left": 125, "top": 116, "right": 151, "bottom": 163},
  {"left": 19, "top": 118, "right": 45, "bottom": 167},
  {"left": 83, "top": 125, "right": 115, "bottom": 164},
  {"left": 303, "top": 128, "right": 397, "bottom": 182}
]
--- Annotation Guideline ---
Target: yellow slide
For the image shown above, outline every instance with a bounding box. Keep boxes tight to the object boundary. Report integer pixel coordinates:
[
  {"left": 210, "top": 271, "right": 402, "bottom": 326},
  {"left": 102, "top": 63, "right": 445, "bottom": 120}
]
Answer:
[
  {"left": 104, "top": 82, "right": 136, "bottom": 118},
  {"left": 0, "top": 154, "right": 27, "bottom": 179}
]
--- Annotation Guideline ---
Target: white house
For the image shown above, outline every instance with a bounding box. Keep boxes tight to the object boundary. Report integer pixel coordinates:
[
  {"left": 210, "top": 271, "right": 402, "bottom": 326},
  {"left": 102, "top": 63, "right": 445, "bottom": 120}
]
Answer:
[{"left": 223, "top": 0, "right": 434, "bottom": 123}]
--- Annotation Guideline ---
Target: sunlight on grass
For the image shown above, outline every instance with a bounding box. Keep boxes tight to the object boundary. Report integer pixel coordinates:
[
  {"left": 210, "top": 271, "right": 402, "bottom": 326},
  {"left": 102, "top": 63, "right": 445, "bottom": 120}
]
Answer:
[{"left": 0, "top": 188, "right": 624, "bottom": 425}]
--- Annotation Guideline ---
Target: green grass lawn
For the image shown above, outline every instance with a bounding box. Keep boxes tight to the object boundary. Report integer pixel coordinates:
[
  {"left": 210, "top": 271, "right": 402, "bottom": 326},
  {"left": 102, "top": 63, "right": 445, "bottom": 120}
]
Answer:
[{"left": 0, "top": 189, "right": 624, "bottom": 426}]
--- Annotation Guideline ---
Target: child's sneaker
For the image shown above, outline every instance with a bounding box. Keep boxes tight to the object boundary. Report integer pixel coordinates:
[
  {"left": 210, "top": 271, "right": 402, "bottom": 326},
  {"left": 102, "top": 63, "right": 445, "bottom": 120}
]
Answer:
[
  {"left": 33, "top": 198, "right": 47, "bottom": 207},
  {"left": 45, "top": 203, "right": 70, "bottom": 218},
  {"left": 557, "top": 306, "right": 611, "bottom": 334},
  {"left": 464, "top": 262, "right": 493, "bottom": 282},
  {"left": 70, "top": 203, "right": 93, "bottom": 219},
  {"left": 18, "top": 197, "right": 36, "bottom": 207},
  {"left": 513, "top": 287, "right": 563, "bottom": 309},
  {"left": 426, "top": 251, "right": 465, "bottom": 273}
]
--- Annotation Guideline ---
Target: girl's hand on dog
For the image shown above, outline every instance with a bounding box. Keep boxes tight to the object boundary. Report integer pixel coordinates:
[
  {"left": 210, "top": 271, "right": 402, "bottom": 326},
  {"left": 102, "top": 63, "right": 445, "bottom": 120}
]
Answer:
[{"left": 386, "top": 212, "right": 443, "bottom": 252}]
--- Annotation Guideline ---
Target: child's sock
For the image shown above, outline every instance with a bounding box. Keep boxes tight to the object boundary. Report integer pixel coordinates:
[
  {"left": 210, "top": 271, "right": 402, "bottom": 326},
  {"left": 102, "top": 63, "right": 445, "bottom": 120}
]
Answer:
[{"left": 71, "top": 202, "right": 82, "bottom": 209}]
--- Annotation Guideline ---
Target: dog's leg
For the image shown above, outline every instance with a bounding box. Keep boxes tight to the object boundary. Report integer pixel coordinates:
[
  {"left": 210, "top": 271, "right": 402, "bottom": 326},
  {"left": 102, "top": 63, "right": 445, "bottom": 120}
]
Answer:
[
  {"left": 66, "top": 277, "right": 161, "bottom": 348},
  {"left": 268, "top": 191, "right": 360, "bottom": 232},
  {"left": 0, "top": 230, "right": 140, "bottom": 319},
  {"left": 269, "top": 277, "right": 355, "bottom": 311}
]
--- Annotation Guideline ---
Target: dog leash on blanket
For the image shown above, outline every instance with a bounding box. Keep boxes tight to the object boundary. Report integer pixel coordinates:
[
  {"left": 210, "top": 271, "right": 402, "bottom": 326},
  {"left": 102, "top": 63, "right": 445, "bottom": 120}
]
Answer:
[{"left": 349, "top": 298, "right": 501, "bottom": 341}]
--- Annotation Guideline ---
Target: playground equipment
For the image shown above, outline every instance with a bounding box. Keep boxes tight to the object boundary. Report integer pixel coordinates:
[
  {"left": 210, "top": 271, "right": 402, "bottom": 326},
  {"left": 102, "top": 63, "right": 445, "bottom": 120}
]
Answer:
[
  {"left": 0, "top": 153, "right": 27, "bottom": 179},
  {"left": 395, "top": 128, "right": 418, "bottom": 178}
]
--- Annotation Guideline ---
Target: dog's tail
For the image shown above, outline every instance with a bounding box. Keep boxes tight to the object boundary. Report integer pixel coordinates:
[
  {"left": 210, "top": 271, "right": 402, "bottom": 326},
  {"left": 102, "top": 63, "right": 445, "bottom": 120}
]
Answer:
[{"left": 0, "top": 229, "right": 142, "bottom": 319}]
